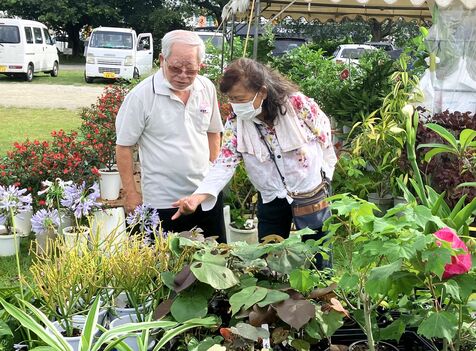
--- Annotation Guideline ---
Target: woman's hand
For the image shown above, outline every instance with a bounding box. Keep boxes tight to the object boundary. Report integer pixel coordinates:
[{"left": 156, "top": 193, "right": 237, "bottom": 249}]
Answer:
[{"left": 171, "top": 194, "right": 209, "bottom": 220}]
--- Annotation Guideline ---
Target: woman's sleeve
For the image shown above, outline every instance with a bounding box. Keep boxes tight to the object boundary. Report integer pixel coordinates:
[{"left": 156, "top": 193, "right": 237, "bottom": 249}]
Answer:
[
  {"left": 194, "top": 116, "right": 242, "bottom": 210},
  {"left": 290, "top": 93, "right": 337, "bottom": 179}
]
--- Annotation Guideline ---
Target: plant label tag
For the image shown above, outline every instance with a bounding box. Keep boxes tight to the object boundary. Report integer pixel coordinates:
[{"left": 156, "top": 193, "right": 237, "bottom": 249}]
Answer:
[{"left": 261, "top": 323, "right": 270, "bottom": 349}]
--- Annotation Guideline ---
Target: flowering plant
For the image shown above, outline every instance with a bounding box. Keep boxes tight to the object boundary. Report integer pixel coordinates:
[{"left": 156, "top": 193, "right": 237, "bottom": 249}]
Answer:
[
  {"left": 126, "top": 204, "right": 161, "bottom": 237},
  {"left": 31, "top": 209, "right": 60, "bottom": 235},
  {"left": 0, "top": 184, "right": 32, "bottom": 234},
  {"left": 60, "top": 182, "right": 101, "bottom": 227},
  {"left": 79, "top": 85, "right": 127, "bottom": 171}
]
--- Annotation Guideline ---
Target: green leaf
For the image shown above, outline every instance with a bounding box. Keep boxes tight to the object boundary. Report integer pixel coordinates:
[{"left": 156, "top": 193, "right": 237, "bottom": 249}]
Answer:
[
  {"left": 459, "top": 129, "right": 476, "bottom": 149},
  {"left": 230, "top": 322, "right": 269, "bottom": 342},
  {"left": 319, "top": 309, "right": 345, "bottom": 337},
  {"left": 257, "top": 290, "right": 289, "bottom": 307},
  {"left": 290, "top": 339, "right": 311, "bottom": 351},
  {"left": 443, "top": 280, "right": 461, "bottom": 303},
  {"left": 339, "top": 272, "right": 359, "bottom": 290},
  {"left": 80, "top": 296, "right": 101, "bottom": 351},
  {"left": 0, "top": 320, "right": 13, "bottom": 337},
  {"left": 170, "top": 294, "right": 208, "bottom": 323},
  {"left": 190, "top": 261, "right": 239, "bottom": 290},
  {"left": 229, "top": 286, "right": 267, "bottom": 315},
  {"left": 366, "top": 260, "right": 402, "bottom": 297},
  {"left": 379, "top": 319, "right": 406, "bottom": 342},
  {"left": 160, "top": 271, "right": 176, "bottom": 291},
  {"left": 421, "top": 246, "right": 452, "bottom": 278},
  {"left": 290, "top": 269, "right": 314, "bottom": 293},
  {"left": 417, "top": 311, "right": 458, "bottom": 342},
  {"left": 425, "top": 123, "right": 458, "bottom": 150}
]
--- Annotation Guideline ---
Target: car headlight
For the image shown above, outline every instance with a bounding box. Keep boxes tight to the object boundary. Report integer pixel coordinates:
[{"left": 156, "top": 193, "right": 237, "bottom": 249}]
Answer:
[
  {"left": 86, "top": 53, "right": 95, "bottom": 64},
  {"left": 124, "top": 56, "right": 133, "bottom": 66}
]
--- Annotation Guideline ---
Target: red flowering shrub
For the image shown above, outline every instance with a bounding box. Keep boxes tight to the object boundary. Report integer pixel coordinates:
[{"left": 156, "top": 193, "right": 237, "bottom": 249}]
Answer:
[
  {"left": 0, "top": 85, "right": 128, "bottom": 205},
  {"left": 79, "top": 85, "right": 128, "bottom": 170}
]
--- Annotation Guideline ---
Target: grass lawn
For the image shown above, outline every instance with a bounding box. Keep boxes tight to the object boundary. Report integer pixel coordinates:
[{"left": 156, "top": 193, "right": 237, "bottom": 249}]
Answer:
[
  {"left": 0, "top": 107, "right": 82, "bottom": 156},
  {"left": 0, "top": 236, "right": 33, "bottom": 289},
  {"left": 0, "top": 68, "right": 106, "bottom": 86}
]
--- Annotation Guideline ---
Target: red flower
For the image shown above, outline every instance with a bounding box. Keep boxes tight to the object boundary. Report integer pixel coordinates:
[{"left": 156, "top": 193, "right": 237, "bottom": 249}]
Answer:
[
  {"left": 340, "top": 69, "right": 349, "bottom": 80},
  {"left": 434, "top": 227, "right": 472, "bottom": 279}
]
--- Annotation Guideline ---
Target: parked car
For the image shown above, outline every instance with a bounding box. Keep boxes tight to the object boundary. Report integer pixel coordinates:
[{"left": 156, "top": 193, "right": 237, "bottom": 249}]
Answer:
[
  {"left": 272, "top": 37, "right": 307, "bottom": 56},
  {"left": 332, "top": 44, "right": 376, "bottom": 65},
  {"left": 365, "top": 41, "right": 397, "bottom": 51},
  {"left": 0, "top": 18, "right": 59, "bottom": 81},
  {"left": 84, "top": 26, "right": 153, "bottom": 83},
  {"left": 195, "top": 30, "right": 224, "bottom": 50}
]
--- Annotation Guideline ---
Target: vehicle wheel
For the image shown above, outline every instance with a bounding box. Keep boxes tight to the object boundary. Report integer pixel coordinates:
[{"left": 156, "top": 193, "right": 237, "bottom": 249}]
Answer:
[
  {"left": 133, "top": 67, "right": 140, "bottom": 79},
  {"left": 50, "top": 61, "right": 59, "bottom": 77},
  {"left": 84, "top": 72, "right": 94, "bottom": 83},
  {"left": 24, "top": 64, "right": 33, "bottom": 82}
]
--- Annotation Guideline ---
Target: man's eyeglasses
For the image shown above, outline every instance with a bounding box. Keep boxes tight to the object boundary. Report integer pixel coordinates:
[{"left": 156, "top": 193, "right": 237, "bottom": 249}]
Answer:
[{"left": 165, "top": 58, "right": 199, "bottom": 77}]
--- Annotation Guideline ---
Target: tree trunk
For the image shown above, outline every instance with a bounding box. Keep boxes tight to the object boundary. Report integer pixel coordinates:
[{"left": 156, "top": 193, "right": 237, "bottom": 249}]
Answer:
[{"left": 65, "top": 23, "right": 83, "bottom": 57}]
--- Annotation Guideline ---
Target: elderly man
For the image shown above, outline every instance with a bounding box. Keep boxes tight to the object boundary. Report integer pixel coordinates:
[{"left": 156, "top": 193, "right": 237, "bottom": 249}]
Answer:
[{"left": 116, "top": 30, "right": 225, "bottom": 241}]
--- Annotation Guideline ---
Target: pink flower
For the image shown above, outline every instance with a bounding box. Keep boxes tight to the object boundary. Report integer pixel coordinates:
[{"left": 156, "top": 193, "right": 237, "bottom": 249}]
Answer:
[
  {"left": 290, "top": 95, "right": 303, "bottom": 110},
  {"left": 434, "top": 227, "right": 472, "bottom": 279},
  {"left": 340, "top": 69, "right": 349, "bottom": 80}
]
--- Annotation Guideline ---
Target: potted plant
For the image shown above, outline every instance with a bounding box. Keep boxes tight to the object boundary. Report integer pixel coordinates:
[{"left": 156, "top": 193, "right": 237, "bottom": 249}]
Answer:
[
  {"left": 225, "top": 163, "right": 258, "bottom": 243},
  {"left": 60, "top": 181, "right": 102, "bottom": 248},
  {"left": 31, "top": 208, "right": 60, "bottom": 255},
  {"left": 323, "top": 193, "right": 450, "bottom": 351},
  {"left": 0, "top": 185, "right": 32, "bottom": 257}
]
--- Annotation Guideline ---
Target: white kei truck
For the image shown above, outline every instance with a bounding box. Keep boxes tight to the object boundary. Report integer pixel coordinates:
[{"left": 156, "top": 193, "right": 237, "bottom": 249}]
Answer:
[
  {"left": 0, "top": 18, "right": 59, "bottom": 82},
  {"left": 84, "top": 27, "right": 153, "bottom": 83}
]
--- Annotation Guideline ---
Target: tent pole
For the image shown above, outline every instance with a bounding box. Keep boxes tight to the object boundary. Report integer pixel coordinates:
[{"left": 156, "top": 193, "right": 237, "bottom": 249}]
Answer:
[
  {"left": 230, "top": 13, "right": 235, "bottom": 61},
  {"left": 221, "top": 18, "right": 226, "bottom": 73},
  {"left": 253, "top": 0, "right": 260, "bottom": 60}
]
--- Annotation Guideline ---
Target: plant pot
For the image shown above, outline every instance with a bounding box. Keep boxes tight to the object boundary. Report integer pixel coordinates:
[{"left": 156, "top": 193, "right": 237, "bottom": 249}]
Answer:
[
  {"left": 91, "top": 207, "right": 127, "bottom": 251},
  {"left": 61, "top": 226, "right": 89, "bottom": 249},
  {"left": 110, "top": 291, "right": 153, "bottom": 320},
  {"left": 13, "top": 209, "right": 33, "bottom": 237},
  {"left": 109, "top": 315, "right": 155, "bottom": 351},
  {"left": 99, "top": 168, "right": 121, "bottom": 201},
  {"left": 367, "top": 193, "right": 393, "bottom": 215},
  {"left": 35, "top": 228, "right": 57, "bottom": 255},
  {"left": 348, "top": 340, "right": 399, "bottom": 351},
  {"left": 0, "top": 225, "right": 20, "bottom": 257},
  {"left": 393, "top": 196, "right": 407, "bottom": 207},
  {"left": 228, "top": 222, "right": 258, "bottom": 244},
  {"left": 47, "top": 315, "right": 96, "bottom": 351}
]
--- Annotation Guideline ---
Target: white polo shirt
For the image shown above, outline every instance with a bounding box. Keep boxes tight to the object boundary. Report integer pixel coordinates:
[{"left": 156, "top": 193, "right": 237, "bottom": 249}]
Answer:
[{"left": 116, "top": 69, "right": 224, "bottom": 209}]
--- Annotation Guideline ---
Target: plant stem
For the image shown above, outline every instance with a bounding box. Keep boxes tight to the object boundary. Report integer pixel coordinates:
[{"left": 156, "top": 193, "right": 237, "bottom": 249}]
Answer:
[{"left": 362, "top": 291, "right": 376, "bottom": 351}]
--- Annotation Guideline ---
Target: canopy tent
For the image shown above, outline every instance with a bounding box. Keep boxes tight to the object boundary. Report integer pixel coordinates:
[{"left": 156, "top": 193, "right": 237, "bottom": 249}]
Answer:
[{"left": 221, "top": 0, "right": 475, "bottom": 23}]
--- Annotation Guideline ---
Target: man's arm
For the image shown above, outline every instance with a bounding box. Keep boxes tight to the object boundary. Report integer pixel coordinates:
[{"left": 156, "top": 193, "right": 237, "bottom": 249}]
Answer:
[
  {"left": 116, "top": 145, "right": 142, "bottom": 213},
  {"left": 207, "top": 132, "right": 221, "bottom": 162}
]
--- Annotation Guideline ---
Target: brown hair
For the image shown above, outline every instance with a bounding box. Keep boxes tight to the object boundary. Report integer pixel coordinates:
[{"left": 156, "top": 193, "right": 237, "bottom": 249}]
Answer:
[{"left": 219, "top": 58, "right": 298, "bottom": 122}]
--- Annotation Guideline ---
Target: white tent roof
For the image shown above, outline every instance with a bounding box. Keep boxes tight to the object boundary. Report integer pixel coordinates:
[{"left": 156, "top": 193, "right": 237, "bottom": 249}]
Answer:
[{"left": 222, "top": 0, "right": 476, "bottom": 23}]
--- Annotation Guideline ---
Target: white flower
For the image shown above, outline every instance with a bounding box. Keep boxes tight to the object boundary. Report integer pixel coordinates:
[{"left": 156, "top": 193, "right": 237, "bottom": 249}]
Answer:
[{"left": 401, "top": 104, "right": 414, "bottom": 118}]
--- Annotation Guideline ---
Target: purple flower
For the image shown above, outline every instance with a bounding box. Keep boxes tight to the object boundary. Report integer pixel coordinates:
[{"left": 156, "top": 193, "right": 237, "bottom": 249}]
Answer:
[
  {"left": 31, "top": 209, "right": 60, "bottom": 234},
  {"left": 60, "top": 182, "right": 101, "bottom": 220},
  {"left": 126, "top": 204, "right": 161, "bottom": 235},
  {"left": 0, "top": 185, "right": 32, "bottom": 231}
]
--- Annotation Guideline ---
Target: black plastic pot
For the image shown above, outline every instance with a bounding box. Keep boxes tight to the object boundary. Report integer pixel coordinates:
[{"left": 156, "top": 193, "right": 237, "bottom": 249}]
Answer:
[{"left": 349, "top": 340, "right": 399, "bottom": 351}]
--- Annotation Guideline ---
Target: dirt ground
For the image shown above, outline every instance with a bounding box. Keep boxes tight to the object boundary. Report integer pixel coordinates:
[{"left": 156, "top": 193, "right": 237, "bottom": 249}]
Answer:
[{"left": 0, "top": 82, "right": 104, "bottom": 110}]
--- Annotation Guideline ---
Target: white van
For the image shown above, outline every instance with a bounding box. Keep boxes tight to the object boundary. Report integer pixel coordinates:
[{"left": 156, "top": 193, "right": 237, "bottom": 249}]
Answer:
[
  {"left": 0, "top": 18, "right": 59, "bottom": 81},
  {"left": 84, "top": 27, "right": 153, "bottom": 83}
]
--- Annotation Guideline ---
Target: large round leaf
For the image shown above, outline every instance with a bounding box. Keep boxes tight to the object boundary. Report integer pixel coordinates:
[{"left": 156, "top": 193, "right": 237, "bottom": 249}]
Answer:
[
  {"left": 171, "top": 294, "right": 208, "bottom": 323},
  {"left": 190, "top": 261, "right": 239, "bottom": 290}
]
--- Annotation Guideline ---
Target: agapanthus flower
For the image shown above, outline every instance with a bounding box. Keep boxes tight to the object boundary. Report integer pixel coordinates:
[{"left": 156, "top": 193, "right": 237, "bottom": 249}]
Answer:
[
  {"left": 31, "top": 209, "right": 60, "bottom": 234},
  {"left": 38, "top": 178, "right": 73, "bottom": 208},
  {"left": 0, "top": 185, "right": 32, "bottom": 230},
  {"left": 126, "top": 204, "right": 161, "bottom": 236},
  {"left": 60, "top": 182, "right": 101, "bottom": 219}
]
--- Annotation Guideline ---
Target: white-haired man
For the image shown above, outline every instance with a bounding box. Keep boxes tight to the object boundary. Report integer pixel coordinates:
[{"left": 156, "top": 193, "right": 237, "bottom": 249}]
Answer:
[{"left": 116, "top": 30, "right": 225, "bottom": 241}]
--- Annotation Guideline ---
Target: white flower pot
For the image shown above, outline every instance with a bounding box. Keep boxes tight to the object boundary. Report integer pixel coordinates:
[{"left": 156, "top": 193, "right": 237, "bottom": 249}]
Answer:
[
  {"left": 227, "top": 222, "right": 258, "bottom": 244},
  {"left": 13, "top": 209, "right": 33, "bottom": 237},
  {"left": 91, "top": 207, "right": 127, "bottom": 251},
  {"left": 111, "top": 292, "right": 153, "bottom": 320},
  {"left": 0, "top": 225, "right": 20, "bottom": 257},
  {"left": 47, "top": 315, "right": 90, "bottom": 351},
  {"left": 62, "top": 226, "right": 90, "bottom": 249},
  {"left": 58, "top": 211, "right": 73, "bottom": 236},
  {"left": 35, "top": 228, "right": 57, "bottom": 255},
  {"left": 99, "top": 168, "right": 121, "bottom": 201},
  {"left": 109, "top": 315, "right": 155, "bottom": 351}
]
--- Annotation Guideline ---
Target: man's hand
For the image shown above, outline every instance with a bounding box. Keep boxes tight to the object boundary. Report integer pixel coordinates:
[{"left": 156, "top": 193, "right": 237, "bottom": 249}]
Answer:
[
  {"left": 171, "top": 194, "right": 208, "bottom": 220},
  {"left": 124, "top": 190, "right": 142, "bottom": 213}
]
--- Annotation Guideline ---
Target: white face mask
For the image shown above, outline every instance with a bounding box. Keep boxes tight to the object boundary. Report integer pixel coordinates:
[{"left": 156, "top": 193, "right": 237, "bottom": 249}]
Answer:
[
  {"left": 230, "top": 92, "right": 262, "bottom": 121},
  {"left": 163, "top": 76, "right": 193, "bottom": 92}
]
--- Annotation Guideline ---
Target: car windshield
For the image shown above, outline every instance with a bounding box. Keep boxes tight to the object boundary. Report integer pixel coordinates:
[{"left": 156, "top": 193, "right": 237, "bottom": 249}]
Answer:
[
  {"left": 341, "top": 48, "right": 369, "bottom": 59},
  {"left": 90, "top": 31, "right": 133, "bottom": 49},
  {"left": 0, "top": 25, "right": 20, "bottom": 44}
]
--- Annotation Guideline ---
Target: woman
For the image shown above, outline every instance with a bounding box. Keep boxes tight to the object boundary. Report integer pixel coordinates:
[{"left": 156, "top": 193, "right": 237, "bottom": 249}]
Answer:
[{"left": 172, "top": 58, "right": 337, "bottom": 240}]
